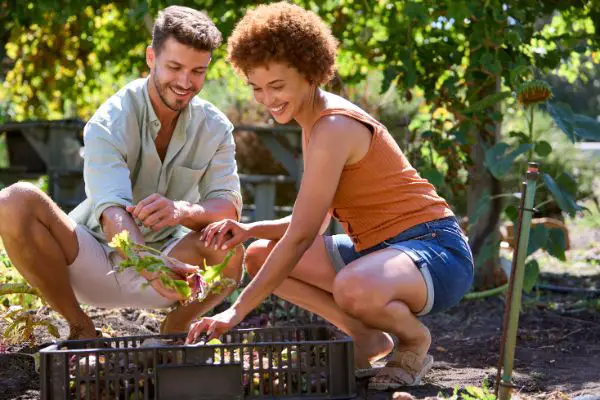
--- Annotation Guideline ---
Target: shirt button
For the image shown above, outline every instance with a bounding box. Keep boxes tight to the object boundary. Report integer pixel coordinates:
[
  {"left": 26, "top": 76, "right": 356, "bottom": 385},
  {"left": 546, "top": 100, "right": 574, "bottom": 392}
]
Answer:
[
  {"left": 431, "top": 232, "right": 437, "bottom": 238},
  {"left": 153, "top": 121, "right": 159, "bottom": 127}
]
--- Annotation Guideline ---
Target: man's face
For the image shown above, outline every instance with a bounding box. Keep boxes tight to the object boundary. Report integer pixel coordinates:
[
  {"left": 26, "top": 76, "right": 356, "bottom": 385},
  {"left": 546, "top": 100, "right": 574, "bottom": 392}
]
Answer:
[{"left": 146, "top": 37, "right": 212, "bottom": 112}]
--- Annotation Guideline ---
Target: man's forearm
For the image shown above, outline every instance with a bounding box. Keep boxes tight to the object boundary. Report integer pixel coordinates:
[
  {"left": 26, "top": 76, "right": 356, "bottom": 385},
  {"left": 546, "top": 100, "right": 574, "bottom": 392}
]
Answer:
[
  {"left": 179, "top": 198, "right": 238, "bottom": 231},
  {"left": 101, "top": 206, "right": 158, "bottom": 282},
  {"left": 101, "top": 206, "right": 145, "bottom": 246}
]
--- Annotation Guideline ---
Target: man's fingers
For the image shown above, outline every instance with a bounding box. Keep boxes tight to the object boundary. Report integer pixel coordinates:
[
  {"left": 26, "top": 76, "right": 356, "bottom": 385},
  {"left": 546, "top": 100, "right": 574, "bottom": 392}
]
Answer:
[
  {"left": 131, "top": 194, "right": 159, "bottom": 217},
  {"left": 144, "top": 208, "right": 167, "bottom": 228},
  {"left": 137, "top": 199, "right": 164, "bottom": 222}
]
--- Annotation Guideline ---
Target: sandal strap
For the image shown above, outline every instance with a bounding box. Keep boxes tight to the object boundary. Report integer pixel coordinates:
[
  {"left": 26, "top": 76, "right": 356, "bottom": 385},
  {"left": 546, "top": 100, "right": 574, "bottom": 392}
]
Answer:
[
  {"left": 384, "top": 350, "right": 424, "bottom": 375},
  {"left": 371, "top": 366, "right": 415, "bottom": 385}
]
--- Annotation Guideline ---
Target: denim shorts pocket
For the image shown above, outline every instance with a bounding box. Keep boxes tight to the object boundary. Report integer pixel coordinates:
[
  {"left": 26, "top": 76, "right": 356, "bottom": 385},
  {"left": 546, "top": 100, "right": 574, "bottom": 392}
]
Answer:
[
  {"left": 384, "top": 227, "right": 437, "bottom": 245},
  {"left": 409, "top": 231, "right": 438, "bottom": 242}
]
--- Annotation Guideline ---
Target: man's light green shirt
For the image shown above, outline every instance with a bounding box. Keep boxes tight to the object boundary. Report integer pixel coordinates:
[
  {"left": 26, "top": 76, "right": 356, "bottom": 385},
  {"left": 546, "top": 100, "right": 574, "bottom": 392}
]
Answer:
[{"left": 69, "top": 78, "right": 242, "bottom": 251}]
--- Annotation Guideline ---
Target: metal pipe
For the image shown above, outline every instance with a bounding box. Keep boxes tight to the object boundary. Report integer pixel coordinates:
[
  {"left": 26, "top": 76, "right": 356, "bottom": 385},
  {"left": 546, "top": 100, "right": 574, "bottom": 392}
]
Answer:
[{"left": 498, "top": 162, "right": 539, "bottom": 400}]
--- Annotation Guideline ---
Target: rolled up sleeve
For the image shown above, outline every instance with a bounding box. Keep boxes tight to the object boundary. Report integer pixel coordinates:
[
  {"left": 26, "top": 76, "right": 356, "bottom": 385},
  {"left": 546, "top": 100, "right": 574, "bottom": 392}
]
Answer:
[
  {"left": 198, "top": 125, "right": 243, "bottom": 218},
  {"left": 83, "top": 120, "right": 134, "bottom": 225}
]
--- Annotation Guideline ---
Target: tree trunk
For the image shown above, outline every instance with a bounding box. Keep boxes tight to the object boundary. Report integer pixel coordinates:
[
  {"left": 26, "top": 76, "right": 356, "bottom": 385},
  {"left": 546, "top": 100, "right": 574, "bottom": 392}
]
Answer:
[{"left": 467, "top": 76, "right": 505, "bottom": 290}]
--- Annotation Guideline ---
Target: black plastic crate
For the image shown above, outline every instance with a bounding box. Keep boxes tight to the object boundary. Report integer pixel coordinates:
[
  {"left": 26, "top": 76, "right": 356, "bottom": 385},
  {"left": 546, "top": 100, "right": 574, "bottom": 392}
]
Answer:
[{"left": 39, "top": 325, "right": 356, "bottom": 400}]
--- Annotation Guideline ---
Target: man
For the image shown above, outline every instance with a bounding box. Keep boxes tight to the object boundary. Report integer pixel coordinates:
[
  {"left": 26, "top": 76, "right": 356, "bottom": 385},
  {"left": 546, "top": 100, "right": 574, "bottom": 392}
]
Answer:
[{"left": 0, "top": 6, "right": 244, "bottom": 339}]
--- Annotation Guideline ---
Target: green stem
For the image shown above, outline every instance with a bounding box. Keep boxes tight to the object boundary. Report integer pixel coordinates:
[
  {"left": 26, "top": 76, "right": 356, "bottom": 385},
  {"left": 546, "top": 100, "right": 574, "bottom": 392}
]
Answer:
[
  {"left": 0, "top": 283, "right": 40, "bottom": 297},
  {"left": 463, "top": 283, "right": 508, "bottom": 300},
  {"left": 134, "top": 243, "right": 164, "bottom": 256},
  {"left": 489, "top": 193, "right": 521, "bottom": 200},
  {"left": 535, "top": 199, "right": 553, "bottom": 210},
  {"left": 527, "top": 105, "right": 535, "bottom": 162}
]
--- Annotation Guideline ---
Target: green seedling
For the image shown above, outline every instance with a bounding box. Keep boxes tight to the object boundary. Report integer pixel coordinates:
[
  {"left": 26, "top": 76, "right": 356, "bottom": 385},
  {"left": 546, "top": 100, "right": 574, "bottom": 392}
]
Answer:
[
  {"left": 1, "top": 305, "right": 59, "bottom": 345},
  {"left": 109, "top": 231, "right": 236, "bottom": 304}
]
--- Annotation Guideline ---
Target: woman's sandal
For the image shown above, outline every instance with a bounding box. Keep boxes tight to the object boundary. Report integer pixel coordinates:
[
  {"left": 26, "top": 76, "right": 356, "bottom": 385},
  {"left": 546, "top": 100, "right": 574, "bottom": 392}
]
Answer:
[
  {"left": 368, "top": 350, "right": 434, "bottom": 390},
  {"left": 355, "top": 366, "right": 383, "bottom": 378}
]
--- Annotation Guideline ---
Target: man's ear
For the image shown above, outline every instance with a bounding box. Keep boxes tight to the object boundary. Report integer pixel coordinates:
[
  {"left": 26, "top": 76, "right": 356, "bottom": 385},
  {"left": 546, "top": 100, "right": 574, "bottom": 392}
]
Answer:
[{"left": 146, "top": 46, "right": 155, "bottom": 69}]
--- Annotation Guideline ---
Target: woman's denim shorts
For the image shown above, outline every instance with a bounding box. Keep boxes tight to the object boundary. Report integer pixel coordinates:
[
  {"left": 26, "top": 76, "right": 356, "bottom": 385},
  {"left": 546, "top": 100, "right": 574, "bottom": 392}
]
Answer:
[{"left": 324, "top": 216, "right": 474, "bottom": 316}]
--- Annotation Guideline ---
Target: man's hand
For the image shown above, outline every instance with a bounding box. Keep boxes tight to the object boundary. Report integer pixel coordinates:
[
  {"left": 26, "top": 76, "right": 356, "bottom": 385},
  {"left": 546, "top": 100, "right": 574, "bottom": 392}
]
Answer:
[
  {"left": 139, "top": 253, "right": 199, "bottom": 302},
  {"left": 127, "top": 194, "right": 188, "bottom": 231},
  {"left": 185, "top": 308, "right": 243, "bottom": 343},
  {"left": 199, "top": 219, "right": 250, "bottom": 250}
]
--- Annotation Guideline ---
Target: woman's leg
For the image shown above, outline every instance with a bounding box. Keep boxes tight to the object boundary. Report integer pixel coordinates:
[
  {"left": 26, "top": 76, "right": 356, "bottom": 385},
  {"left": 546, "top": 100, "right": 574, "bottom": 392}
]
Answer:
[
  {"left": 332, "top": 248, "right": 432, "bottom": 386},
  {"left": 246, "top": 238, "right": 393, "bottom": 368}
]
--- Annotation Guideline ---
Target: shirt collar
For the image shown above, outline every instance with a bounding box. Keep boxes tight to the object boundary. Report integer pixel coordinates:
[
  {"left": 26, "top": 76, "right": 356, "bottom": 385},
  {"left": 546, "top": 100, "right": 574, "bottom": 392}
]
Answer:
[{"left": 143, "top": 77, "right": 193, "bottom": 139}]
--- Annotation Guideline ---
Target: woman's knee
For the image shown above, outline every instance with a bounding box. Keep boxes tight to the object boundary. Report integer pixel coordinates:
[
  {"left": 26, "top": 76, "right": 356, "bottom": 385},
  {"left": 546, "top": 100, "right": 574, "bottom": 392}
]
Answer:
[
  {"left": 332, "top": 270, "right": 386, "bottom": 317},
  {"left": 245, "top": 239, "right": 276, "bottom": 278}
]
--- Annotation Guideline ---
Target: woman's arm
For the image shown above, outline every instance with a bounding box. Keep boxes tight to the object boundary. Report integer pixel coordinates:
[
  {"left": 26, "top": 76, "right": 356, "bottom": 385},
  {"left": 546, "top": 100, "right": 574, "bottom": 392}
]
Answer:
[
  {"left": 246, "top": 215, "right": 292, "bottom": 240},
  {"left": 188, "top": 117, "right": 372, "bottom": 344}
]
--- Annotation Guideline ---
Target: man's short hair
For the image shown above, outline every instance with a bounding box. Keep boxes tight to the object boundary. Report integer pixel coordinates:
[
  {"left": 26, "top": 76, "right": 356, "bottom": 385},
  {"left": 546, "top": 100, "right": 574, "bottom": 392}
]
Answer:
[{"left": 152, "top": 6, "right": 222, "bottom": 53}]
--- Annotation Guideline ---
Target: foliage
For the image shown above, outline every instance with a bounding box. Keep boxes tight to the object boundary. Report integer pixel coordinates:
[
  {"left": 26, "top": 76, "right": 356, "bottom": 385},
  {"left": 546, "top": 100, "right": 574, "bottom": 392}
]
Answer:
[
  {"left": 444, "top": 377, "right": 496, "bottom": 399},
  {"left": 1, "top": 305, "right": 59, "bottom": 345},
  {"left": 108, "top": 230, "right": 236, "bottom": 304},
  {"left": 0, "top": 249, "right": 55, "bottom": 345},
  {"left": 0, "top": 133, "right": 7, "bottom": 169},
  {"left": 0, "top": 249, "right": 41, "bottom": 309},
  {"left": 3, "top": 0, "right": 600, "bottom": 287}
]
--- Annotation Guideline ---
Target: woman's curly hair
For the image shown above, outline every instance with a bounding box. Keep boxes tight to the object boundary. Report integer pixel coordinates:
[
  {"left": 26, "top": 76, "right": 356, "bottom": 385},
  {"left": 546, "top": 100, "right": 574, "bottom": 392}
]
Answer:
[{"left": 227, "top": 2, "right": 338, "bottom": 85}]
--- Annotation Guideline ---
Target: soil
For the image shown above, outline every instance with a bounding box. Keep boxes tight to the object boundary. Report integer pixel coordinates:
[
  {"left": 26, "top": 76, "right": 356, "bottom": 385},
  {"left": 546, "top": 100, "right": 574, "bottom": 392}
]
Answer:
[{"left": 1, "top": 230, "right": 599, "bottom": 400}]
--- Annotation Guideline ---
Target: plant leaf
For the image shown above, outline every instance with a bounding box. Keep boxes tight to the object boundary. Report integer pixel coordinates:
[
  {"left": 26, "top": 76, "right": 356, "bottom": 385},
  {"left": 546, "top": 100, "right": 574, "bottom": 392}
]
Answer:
[
  {"left": 420, "top": 167, "right": 444, "bottom": 188},
  {"left": 572, "top": 113, "right": 600, "bottom": 141},
  {"left": 485, "top": 142, "right": 533, "bottom": 179},
  {"left": 545, "top": 228, "right": 567, "bottom": 261},
  {"left": 527, "top": 224, "right": 548, "bottom": 257},
  {"left": 542, "top": 173, "right": 579, "bottom": 216},
  {"left": 464, "top": 91, "right": 512, "bottom": 114},
  {"left": 504, "top": 204, "right": 518, "bottom": 222},
  {"left": 202, "top": 249, "right": 236, "bottom": 284},
  {"left": 523, "top": 259, "right": 540, "bottom": 293},
  {"left": 534, "top": 140, "right": 552, "bottom": 157},
  {"left": 546, "top": 102, "right": 576, "bottom": 142}
]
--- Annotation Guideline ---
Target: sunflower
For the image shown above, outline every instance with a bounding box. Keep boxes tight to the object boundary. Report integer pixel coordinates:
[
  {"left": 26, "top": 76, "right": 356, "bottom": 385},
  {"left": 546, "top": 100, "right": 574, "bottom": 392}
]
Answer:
[{"left": 516, "top": 80, "right": 553, "bottom": 107}]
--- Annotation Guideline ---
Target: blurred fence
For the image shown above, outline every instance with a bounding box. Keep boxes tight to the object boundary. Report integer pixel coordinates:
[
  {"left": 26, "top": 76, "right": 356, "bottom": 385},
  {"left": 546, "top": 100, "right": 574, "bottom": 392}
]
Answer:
[
  {"left": 0, "top": 120, "right": 298, "bottom": 218},
  {"left": 0, "top": 119, "right": 326, "bottom": 326}
]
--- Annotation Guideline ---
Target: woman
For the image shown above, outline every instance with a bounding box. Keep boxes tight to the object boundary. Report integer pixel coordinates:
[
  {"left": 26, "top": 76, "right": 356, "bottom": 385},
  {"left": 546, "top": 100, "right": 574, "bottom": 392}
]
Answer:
[{"left": 186, "top": 2, "right": 474, "bottom": 390}]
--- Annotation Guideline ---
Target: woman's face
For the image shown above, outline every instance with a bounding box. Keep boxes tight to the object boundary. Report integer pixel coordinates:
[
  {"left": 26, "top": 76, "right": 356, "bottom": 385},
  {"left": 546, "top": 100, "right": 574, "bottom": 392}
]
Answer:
[{"left": 246, "top": 62, "right": 313, "bottom": 124}]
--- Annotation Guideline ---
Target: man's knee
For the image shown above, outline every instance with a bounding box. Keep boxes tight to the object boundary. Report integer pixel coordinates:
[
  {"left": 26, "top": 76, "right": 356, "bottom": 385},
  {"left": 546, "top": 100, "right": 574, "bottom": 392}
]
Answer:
[
  {"left": 0, "top": 182, "right": 47, "bottom": 234},
  {"left": 186, "top": 233, "right": 245, "bottom": 283},
  {"left": 245, "top": 239, "right": 275, "bottom": 278}
]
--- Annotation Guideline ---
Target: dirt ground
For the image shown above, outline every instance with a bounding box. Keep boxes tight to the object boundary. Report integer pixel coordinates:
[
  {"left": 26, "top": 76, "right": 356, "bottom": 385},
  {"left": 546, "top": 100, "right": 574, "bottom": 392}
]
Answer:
[{"left": 1, "top": 226, "right": 599, "bottom": 400}]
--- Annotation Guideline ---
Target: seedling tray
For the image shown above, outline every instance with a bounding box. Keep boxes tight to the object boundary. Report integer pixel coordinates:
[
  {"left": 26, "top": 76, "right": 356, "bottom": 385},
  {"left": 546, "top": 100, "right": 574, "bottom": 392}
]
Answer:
[{"left": 39, "top": 325, "right": 355, "bottom": 399}]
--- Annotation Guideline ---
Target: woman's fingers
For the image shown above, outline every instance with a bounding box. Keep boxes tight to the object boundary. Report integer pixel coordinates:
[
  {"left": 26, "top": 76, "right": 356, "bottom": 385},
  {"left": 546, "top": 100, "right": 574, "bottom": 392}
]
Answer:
[
  {"left": 202, "top": 223, "right": 223, "bottom": 248},
  {"left": 186, "top": 318, "right": 210, "bottom": 344},
  {"left": 220, "top": 232, "right": 244, "bottom": 250},
  {"left": 214, "top": 224, "right": 236, "bottom": 249}
]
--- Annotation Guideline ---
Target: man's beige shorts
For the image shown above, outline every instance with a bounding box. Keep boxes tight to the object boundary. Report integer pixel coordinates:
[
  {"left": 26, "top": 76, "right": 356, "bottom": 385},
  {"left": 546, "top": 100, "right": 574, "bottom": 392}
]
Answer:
[{"left": 67, "top": 225, "right": 180, "bottom": 309}]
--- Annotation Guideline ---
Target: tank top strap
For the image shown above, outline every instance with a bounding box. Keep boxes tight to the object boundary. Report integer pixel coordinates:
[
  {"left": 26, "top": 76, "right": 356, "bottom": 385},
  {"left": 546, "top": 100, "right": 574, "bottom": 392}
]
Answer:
[{"left": 304, "top": 107, "right": 383, "bottom": 146}]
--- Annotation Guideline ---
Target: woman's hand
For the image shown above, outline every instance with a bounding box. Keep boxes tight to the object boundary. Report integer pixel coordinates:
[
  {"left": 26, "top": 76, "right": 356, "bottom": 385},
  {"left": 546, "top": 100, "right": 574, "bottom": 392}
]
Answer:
[
  {"left": 200, "top": 219, "right": 250, "bottom": 251},
  {"left": 185, "top": 308, "right": 243, "bottom": 343}
]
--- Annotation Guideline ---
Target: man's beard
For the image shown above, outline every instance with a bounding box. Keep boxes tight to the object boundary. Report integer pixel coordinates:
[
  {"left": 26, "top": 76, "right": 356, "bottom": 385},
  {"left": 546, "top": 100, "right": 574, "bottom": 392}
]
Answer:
[{"left": 153, "top": 70, "right": 195, "bottom": 112}]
